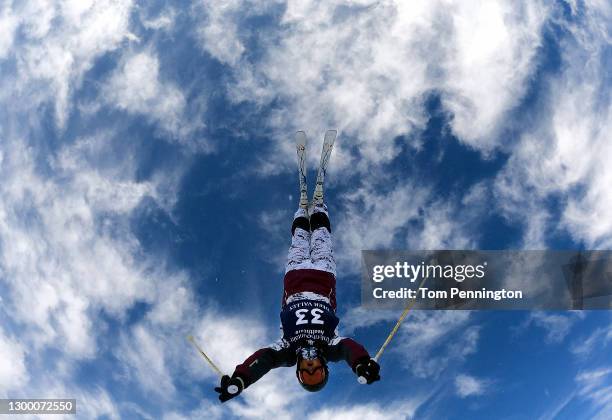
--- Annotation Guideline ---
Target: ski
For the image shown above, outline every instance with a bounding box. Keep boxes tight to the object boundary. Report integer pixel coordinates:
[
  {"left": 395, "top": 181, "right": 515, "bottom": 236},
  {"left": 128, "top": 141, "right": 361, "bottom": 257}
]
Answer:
[
  {"left": 295, "top": 131, "right": 308, "bottom": 210},
  {"left": 313, "top": 130, "right": 337, "bottom": 205}
]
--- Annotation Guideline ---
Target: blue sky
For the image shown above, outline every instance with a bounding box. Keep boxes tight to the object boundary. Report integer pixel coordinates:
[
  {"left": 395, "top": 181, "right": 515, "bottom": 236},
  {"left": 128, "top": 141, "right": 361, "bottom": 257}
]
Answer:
[{"left": 0, "top": 0, "right": 611, "bottom": 419}]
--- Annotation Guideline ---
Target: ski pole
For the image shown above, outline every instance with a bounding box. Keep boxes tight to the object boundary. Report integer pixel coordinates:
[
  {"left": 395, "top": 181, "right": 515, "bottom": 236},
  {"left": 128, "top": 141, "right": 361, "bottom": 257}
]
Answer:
[
  {"left": 187, "top": 336, "right": 241, "bottom": 395},
  {"left": 358, "top": 275, "right": 429, "bottom": 384},
  {"left": 187, "top": 335, "right": 225, "bottom": 377}
]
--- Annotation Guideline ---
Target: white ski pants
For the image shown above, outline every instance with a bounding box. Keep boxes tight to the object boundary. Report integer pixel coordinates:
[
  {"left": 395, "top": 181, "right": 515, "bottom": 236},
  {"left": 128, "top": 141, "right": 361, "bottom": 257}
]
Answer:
[{"left": 285, "top": 203, "right": 336, "bottom": 276}]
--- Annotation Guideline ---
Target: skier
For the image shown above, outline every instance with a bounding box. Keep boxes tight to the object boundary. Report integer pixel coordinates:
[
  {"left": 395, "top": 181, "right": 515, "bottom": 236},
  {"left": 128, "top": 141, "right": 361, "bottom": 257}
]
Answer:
[{"left": 215, "top": 131, "right": 380, "bottom": 402}]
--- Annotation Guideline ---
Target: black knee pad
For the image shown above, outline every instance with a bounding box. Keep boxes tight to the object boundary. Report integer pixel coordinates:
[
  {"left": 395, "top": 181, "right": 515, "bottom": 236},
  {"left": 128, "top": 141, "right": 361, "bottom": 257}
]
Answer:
[
  {"left": 291, "top": 216, "right": 311, "bottom": 235},
  {"left": 310, "top": 212, "right": 331, "bottom": 233}
]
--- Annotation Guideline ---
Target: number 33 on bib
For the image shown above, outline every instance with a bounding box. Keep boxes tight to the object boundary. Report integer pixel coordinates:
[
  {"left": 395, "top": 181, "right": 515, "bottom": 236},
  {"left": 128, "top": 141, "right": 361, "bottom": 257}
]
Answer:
[{"left": 280, "top": 300, "right": 339, "bottom": 344}]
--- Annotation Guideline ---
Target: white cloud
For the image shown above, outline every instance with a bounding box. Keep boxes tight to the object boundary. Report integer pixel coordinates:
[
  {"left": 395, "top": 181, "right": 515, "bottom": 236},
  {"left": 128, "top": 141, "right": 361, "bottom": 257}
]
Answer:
[
  {"left": 190, "top": 0, "right": 611, "bottom": 259},
  {"left": 0, "top": 4, "right": 18, "bottom": 59},
  {"left": 413, "top": 196, "right": 481, "bottom": 250},
  {"left": 0, "top": 137, "right": 162, "bottom": 358},
  {"left": 193, "top": 0, "right": 611, "bottom": 250},
  {"left": 335, "top": 180, "right": 429, "bottom": 269},
  {"left": 396, "top": 311, "right": 479, "bottom": 378},
  {"left": 194, "top": 0, "right": 550, "bottom": 172},
  {"left": 536, "top": 389, "right": 578, "bottom": 420},
  {"left": 6, "top": 0, "right": 135, "bottom": 128},
  {"left": 72, "top": 386, "right": 121, "bottom": 420},
  {"left": 147, "top": 282, "right": 195, "bottom": 327},
  {"left": 1, "top": 2, "right": 204, "bottom": 147},
  {"left": 3, "top": 370, "right": 121, "bottom": 419},
  {"left": 311, "top": 400, "right": 425, "bottom": 420},
  {"left": 0, "top": 125, "right": 198, "bottom": 416},
  {"left": 571, "top": 323, "right": 612, "bottom": 357},
  {"left": 493, "top": 1, "right": 612, "bottom": 248},
  {"left": 117, "top": 325, "right": 176, "bottom": 396},
  {"left": 163, "top": 402, "right": 223, "bottom": 420},
  {"left": 344, "top": 309, "right": 480, "bottom": 379},
  {"left": 455, "top": 373, "right": 490, "bottom": 398},
  {"left": 106, "top": 52, "right": 168, "bottom": 111},
  {"left": 575, "top": 367, "right": 612, "bottom": 420},
  {"left": 190, "top": 311, "right": 268, "bottom": 379},
  {"left": 341, "top": 306, "right": 403, "bottom": 335},
  {"left": 194, "top": 0, "right": 247, "bottom": 66},
  {"left": 0, "top": 327, "right": 28, "bottom": 393},
  {"left": 576, "top": 367, "right": 612, "bottom": 394},
  {"left": 334, "top": 178, "right": 484, "bottom": 275},
  {"left": 104, "top": 51, "right": 203, "bottom": 143},
  {"left": 140, "top": 7, "right": 177, "bottom": 31},
  {"left": 524, "top": 312, "right": 583, "bottom": 344},
  {"left": 440, "top": 1, "right": 548, "bottom": 149}
]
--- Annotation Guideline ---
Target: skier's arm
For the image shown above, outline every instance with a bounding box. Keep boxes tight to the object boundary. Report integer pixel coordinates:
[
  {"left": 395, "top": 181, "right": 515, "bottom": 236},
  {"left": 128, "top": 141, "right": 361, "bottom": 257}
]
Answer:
[
  {"left": 326, "top": 337, "right": 370, "bottom": 369},
  {"left": 327, "top": 337, "right": 381, "bottom": 384},
  {"left": 232, "top": 341, "right": 294, "bottom": 388}
]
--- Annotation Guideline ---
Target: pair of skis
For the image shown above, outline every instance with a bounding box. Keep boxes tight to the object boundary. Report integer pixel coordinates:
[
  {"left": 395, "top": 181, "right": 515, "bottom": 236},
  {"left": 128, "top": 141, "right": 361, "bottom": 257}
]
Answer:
[{"left": 295, "top": 130, "right": 337, "bottom": 210}]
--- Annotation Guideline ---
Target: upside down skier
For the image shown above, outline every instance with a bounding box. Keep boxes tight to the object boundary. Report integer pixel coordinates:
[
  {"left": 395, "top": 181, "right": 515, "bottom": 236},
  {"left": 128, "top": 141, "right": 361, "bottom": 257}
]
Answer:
[{"left": 215, "top": 131, "right": 380, "bottom": 402}]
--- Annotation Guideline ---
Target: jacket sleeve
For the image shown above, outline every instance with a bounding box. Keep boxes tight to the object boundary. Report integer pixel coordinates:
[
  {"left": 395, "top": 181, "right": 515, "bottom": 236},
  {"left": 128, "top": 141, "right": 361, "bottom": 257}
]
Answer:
[
  {"left": 232, "top": 339, "right": 294, "bottom": 388},
  {"left": 326, "top": 337, "right": 371, "bottom": 371}
]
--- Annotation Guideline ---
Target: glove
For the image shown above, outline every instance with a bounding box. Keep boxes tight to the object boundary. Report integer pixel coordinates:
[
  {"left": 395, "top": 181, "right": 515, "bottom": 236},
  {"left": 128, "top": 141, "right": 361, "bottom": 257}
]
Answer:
[
  {"left": 214, "top": 375, "right": 244, "bottom": 402},
  {"left": 355, "top": 359, "right": 381, "bottom": 384}
]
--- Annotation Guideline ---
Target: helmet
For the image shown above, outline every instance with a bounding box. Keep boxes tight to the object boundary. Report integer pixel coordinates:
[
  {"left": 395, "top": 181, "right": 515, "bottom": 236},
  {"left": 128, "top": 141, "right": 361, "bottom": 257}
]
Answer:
[{"left": 296, "top": 345, "right": 329, "bottom": 392}]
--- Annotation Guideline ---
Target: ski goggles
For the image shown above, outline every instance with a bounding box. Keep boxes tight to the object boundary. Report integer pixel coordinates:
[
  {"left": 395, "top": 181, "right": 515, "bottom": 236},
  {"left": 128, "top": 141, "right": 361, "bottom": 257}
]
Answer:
[{"left": 297, "top": 365, "right": 326, "bottom": 386}]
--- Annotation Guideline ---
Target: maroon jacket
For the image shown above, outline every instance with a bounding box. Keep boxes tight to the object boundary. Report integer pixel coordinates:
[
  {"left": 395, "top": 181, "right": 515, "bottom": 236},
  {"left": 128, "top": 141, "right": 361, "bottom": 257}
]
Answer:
[{"left": 283, "top": 269, "right": 337, "bottom": 309}]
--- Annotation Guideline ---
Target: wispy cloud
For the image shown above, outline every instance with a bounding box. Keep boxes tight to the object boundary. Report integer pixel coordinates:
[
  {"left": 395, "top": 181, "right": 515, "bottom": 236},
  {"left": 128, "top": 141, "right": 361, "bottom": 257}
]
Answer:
[
  {"left": 0, "top": 4, "right": 18, "bottom": 59},
  {"left": 197, "top": 0, "right": 549, "bottom": 170},
  {"left": 575, "top": 367, "right": 612, "bottom": 420},
  {"left": 103, "top": 50, "right": 204, "bottom": 145},
  {"left": 521, "top": 312, "right": 584, "bottom": 344},
  {"left": 345, "top": 309, "right": 481, "bottom": 379},
  {"left": 2, "top": 0, "right": 135, "bottom": 128},
  {"left": 536, "top": 389, "right": 577, "bottom": 420},
  {"left": 194, "top": 0, "right": 610, "bottom": 250},
  {"left": 493, "top": 1, "right": 612, "bottom": 248},
  {"left": 396, "top": 311, "right": 480, "bottom": 378},
  {"left": 311, "top": 399, "right": 427, "bottom": 420},
  {"left": 0, "top": 136, "right": 160, "bottom": 357},
  {"left": 0, "top": 326, "right": 28, "bottom": 393},
  {"left": 341, "top": 306, "right": 403, "bottom": 336},
  {"left": 454, "top": 373, "right": 491, "bottom": 398},
  {"left": 139, "top": 7, "right": 178, "bottom": 31},
  {"left": 571, "top": 324, "right": 612, "bottom": 357},
  {"left": 117, "top": 325, "right": 176, "bottom": 396},
  {"left": 334, "top": 178, "right": 484, "bottom": 275}
]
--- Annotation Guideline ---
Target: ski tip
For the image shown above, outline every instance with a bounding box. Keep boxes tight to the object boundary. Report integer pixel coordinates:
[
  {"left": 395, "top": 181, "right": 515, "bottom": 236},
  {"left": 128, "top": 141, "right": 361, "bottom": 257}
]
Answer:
[
  {"left": 187, "top": 335, "right": 194, "bottom": 342},
  {"left": 324, "top": 129, "right": 338, "bottom": 141},
  {"left": 295, "top": 131, "right": 307, "bottom": 144}
]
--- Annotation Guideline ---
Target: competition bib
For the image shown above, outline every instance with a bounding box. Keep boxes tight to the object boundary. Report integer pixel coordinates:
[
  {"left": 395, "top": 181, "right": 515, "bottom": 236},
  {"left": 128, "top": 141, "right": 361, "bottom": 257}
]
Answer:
[{"left": 280, "top": 299, "right": 339, "bottom": 344}]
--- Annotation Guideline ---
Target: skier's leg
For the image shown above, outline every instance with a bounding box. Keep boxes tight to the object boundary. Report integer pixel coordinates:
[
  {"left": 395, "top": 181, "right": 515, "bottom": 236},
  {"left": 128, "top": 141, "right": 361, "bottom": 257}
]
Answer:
[
  {"left": 309, "top": 202, "right": 336, "bottom": 276},
  {"left": 285, "top": 208, "right": 312, "bottom": 274}
]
